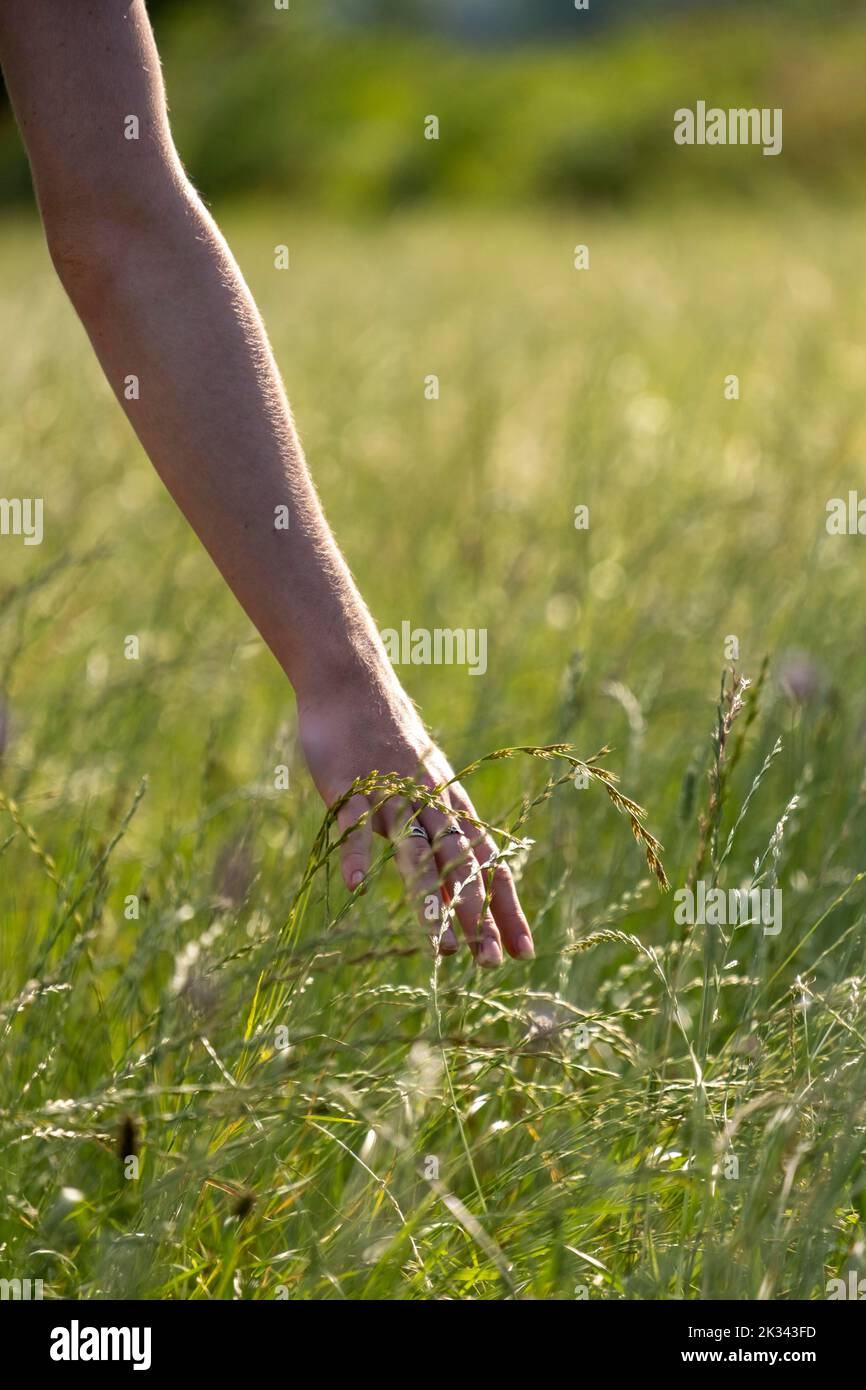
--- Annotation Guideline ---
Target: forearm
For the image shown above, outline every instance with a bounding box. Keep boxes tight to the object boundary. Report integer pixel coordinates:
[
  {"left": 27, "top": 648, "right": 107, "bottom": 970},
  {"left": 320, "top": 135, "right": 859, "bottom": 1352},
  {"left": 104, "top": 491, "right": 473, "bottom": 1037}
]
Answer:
[
  {"left": 0, "top": 0, "right": 402, "bottom": 713},
  {"left": 60, "top": 188, "right": 396, "bottom": 709}
]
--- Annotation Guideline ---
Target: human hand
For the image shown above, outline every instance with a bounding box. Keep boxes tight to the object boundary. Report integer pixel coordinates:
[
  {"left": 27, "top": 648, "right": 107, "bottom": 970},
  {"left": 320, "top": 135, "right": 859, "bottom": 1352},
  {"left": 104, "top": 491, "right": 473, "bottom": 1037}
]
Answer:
[{"left": 297, "top": 679, "right": 534, "bottom": 968}]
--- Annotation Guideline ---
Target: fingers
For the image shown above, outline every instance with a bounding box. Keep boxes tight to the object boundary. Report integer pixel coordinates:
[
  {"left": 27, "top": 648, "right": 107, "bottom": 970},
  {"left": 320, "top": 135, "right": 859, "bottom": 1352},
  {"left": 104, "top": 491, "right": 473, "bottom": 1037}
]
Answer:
[
  {"left": 336, "top": 780, "right": 533, "bottom": 969},
  {"left": 447, "top": 785, "right": 535, "bottom": 961},
  {"left": 420, "top": 803, "right": 504, "bottom": 969},
  {"left": 379, "top": 798, "right": 458, "bottom": 955},
  {"left": 336, "top": 794, "right": 373, "bottom": 893}
]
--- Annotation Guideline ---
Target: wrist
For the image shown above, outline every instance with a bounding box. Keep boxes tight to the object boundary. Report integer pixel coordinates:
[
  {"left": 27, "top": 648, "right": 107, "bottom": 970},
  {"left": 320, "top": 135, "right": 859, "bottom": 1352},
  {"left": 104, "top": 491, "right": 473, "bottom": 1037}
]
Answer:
[{"left": 293, "top": 625, "right": 413, "bottom": 720}]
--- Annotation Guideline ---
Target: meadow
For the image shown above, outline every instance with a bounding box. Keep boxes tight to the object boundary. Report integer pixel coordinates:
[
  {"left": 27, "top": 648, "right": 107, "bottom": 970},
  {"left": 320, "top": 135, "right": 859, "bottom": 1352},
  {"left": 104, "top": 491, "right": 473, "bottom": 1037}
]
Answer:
[{"left": 1, "top": 194, "right": 866, "bottom": 1299}]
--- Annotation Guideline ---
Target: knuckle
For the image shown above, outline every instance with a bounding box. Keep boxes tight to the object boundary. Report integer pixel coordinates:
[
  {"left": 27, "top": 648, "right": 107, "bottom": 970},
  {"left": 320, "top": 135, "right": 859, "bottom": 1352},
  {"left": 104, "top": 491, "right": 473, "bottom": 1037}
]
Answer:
[{"left": 439, "top": 831, "right": 471, "bottom": 855}]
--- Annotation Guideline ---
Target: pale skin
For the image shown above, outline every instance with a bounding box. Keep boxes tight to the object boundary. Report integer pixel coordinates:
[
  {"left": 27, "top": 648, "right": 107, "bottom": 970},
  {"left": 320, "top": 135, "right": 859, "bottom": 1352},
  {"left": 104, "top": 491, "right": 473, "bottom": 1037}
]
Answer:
[{"left": 0, "top": 1, "right": 534, "bottom": 967}]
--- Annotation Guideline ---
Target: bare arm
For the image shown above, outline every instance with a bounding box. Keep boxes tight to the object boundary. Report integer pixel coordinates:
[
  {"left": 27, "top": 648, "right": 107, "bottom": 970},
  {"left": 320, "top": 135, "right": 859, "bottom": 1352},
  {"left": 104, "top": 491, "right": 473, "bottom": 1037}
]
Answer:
[{"left": 0, "top": 0, "right": 534, "bottom": 966}]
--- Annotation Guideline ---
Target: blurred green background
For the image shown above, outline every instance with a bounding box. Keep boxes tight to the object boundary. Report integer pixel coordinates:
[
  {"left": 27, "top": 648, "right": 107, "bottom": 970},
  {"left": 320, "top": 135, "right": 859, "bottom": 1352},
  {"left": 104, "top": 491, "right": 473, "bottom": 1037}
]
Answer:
[{"left": 2, "top": 0, "right": 865, "bottom": 211}]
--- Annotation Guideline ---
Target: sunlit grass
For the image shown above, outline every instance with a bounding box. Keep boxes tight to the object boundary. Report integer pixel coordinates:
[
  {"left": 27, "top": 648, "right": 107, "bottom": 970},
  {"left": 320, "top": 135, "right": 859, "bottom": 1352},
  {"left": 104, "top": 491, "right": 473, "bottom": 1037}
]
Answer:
[{"left": 1, "top": 200, "right": 865, "bottom": 1299}]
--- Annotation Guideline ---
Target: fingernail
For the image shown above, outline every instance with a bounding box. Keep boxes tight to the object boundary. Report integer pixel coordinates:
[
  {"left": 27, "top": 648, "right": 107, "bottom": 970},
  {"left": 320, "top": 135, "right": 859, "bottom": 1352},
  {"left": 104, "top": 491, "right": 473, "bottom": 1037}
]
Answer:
[
  {"left": 515, "top": 935, "right": 535, "bottom": 961},
  {"left": 350, "top": 871, "right": 364, "bottom": 891},
  {"left": 477, "top": 941, "right": 503, "bottom": 969}
]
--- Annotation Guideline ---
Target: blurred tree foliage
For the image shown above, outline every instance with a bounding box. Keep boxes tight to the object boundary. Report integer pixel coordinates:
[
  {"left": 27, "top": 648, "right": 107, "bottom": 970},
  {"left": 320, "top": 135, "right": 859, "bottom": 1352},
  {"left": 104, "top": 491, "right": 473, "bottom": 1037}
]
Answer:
[{"left": 0, "top": 0, "right": 863, "bottom": 211}]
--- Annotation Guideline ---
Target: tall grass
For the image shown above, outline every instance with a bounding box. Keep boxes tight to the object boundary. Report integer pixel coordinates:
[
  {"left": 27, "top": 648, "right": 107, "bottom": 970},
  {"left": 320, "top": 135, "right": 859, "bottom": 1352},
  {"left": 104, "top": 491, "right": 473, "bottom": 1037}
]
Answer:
[{"left": 1, "top": 199, "right": 865, "bottom": 1298}]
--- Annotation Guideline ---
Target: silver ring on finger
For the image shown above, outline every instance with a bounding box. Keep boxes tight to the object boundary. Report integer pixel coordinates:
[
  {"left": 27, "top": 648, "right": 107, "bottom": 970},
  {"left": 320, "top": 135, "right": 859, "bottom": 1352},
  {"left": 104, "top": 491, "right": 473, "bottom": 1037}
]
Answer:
[
  {"left": 442, "top": 821, "right": 463, "bottom": 836},
  {"left": 407, "top": 823, "right": 431, "bottom": 841}
]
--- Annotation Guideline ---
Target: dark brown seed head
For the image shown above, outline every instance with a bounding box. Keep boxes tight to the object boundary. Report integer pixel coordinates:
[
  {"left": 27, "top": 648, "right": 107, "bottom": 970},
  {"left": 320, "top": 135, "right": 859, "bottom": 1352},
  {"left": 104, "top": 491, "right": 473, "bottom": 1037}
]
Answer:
[
  {"left": 117, "top": 1114, "right": 139, "bottom": 1164},
  {"left": 233, "top": 1190, "right": 256, "bottom": 1220}
]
